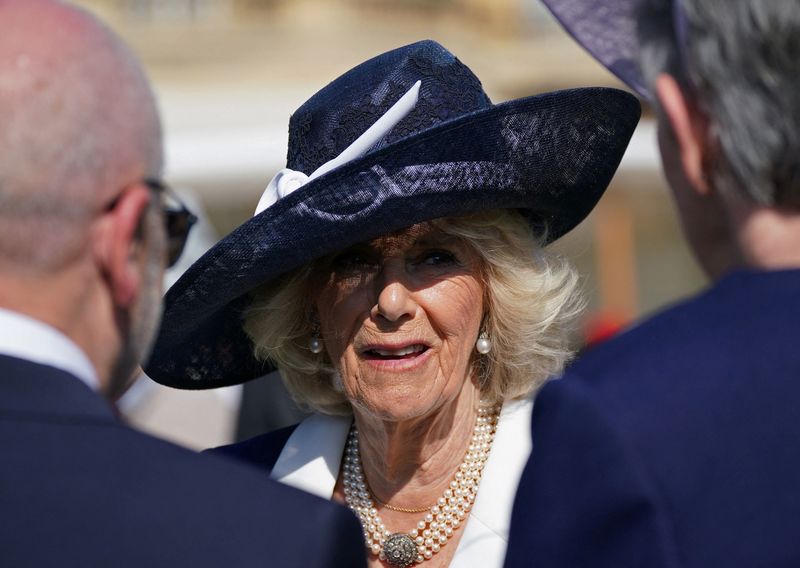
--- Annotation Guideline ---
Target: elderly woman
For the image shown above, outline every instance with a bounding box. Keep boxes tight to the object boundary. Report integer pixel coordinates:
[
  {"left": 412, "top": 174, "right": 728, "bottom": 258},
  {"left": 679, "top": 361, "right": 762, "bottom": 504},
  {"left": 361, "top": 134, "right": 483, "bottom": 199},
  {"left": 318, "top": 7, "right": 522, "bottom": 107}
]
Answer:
[{"left": 146, "top": 41, "right": 640, "bottom": 567}]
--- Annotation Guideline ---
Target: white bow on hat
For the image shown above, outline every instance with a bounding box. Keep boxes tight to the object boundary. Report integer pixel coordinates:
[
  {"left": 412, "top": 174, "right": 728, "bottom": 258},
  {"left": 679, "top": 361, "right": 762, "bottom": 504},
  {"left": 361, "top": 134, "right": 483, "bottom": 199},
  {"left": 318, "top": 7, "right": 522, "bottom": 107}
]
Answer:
[{"left": 254, "top": 80, "right": 422, "bottom": 217}]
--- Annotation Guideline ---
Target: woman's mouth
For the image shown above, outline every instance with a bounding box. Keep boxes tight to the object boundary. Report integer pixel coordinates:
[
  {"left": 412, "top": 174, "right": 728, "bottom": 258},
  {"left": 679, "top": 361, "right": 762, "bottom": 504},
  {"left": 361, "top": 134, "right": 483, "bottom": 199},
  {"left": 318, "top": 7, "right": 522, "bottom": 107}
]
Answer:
[{"left": 363, "top": 344, "right": 429, "bottom": 360}]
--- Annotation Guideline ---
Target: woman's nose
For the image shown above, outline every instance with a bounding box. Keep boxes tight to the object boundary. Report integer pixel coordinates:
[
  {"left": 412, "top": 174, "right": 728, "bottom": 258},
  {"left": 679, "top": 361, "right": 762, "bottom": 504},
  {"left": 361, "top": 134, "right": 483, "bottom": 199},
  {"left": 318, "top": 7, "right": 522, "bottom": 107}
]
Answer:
[{"left": 372, "top": 278, "right": 416, "bottom": 323}]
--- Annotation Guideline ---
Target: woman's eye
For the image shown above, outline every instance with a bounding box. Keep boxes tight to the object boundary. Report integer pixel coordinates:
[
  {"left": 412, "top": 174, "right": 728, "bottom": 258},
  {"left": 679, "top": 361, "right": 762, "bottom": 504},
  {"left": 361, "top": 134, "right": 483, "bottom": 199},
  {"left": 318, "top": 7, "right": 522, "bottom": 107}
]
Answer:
[
  {"left": 333, "top": 251, "right": 376, "bottom": 271},
  {"left": 418, "top": 250, "right": 457, "bottom": 266}
]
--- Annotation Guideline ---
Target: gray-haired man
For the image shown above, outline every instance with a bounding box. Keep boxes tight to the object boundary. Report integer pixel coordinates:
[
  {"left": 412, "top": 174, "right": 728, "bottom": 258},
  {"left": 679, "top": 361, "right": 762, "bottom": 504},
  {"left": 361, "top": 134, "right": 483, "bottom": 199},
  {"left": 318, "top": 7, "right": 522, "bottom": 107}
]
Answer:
[{"left": 506, "top": 1, "right": 800, "bottom": 566}]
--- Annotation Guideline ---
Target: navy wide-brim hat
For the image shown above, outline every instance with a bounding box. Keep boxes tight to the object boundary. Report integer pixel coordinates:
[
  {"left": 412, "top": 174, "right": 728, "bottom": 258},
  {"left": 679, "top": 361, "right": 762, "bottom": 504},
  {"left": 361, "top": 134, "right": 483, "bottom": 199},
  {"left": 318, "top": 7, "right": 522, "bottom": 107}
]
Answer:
[{"left": 145, "top": 40, "right": 640, "bottom": 389}]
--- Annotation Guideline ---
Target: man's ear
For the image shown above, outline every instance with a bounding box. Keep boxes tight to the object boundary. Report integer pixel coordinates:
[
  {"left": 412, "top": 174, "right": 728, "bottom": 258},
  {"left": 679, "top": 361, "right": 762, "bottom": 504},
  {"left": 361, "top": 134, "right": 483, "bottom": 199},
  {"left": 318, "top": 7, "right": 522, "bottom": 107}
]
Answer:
[
  {"left": 95, "top": 185, "right": 152, "bottom": 309},
  {"left": 655, "top": 73, "right": 711, "bottom": 195}
]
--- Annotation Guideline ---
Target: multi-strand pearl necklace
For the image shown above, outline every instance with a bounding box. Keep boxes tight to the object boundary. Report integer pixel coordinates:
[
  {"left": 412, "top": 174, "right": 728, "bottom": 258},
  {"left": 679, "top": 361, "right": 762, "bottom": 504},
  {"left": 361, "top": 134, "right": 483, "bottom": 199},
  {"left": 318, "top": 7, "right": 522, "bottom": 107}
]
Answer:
[{"left": 342, "top": 403, "right": 500, "bottom": 567}]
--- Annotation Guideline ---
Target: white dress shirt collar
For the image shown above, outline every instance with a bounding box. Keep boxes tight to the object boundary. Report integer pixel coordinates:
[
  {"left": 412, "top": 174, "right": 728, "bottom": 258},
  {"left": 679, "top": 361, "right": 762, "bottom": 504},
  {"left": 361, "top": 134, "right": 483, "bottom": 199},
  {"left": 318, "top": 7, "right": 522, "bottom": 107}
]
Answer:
[
  {"left": 0, "top": 307, "right": 100, "bottom": 391},
  {"left": 271, "top": 397, "right": 534, "bottom": 567}
]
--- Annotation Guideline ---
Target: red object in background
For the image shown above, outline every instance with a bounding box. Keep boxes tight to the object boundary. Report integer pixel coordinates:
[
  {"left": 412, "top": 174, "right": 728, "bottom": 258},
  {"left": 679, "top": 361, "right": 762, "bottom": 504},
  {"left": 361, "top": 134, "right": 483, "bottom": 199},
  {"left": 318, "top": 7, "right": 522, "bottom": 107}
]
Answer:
[{"left": 583, "top": 312, "right": 628, "bottom": 349}]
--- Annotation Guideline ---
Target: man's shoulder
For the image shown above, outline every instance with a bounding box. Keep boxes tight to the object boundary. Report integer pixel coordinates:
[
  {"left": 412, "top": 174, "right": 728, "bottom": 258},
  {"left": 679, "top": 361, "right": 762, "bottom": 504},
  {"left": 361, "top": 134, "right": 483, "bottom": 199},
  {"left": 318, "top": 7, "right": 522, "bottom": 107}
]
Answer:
[
  {"left": 539, "top": 268, "right": 800, "bottom": 445},
  {"left": 571, "top": 291, "right": 712, "bottom": 380},
  {"left": 1, "top": 390, "right": 326, "bottom": 510},
  {"left": 112, "top": 418, "right": 290, "bottom": 484},
  {"left": 1, "top": 398, "right": 363, "bottom": 567},
  {"left": 0, "top": 356, "right": 295, "bottom": 496},
  {"left": 569, "top": 269, "right": 800, "bottom": 388},
  {"left": 208, "top": 423, "right": 298, "bottom": 473}
]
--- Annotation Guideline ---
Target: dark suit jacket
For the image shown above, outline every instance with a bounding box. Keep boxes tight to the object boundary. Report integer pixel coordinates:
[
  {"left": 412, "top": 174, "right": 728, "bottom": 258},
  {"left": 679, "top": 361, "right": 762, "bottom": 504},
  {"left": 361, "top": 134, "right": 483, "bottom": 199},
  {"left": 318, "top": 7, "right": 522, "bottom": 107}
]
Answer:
[
  {"left": 505, "top": 269, "right": 800, "bottom": 568},
  {"left": 211, "top": 425, "right": 297, "bottom": 474},
  {"left": 0, "top": 355, "right": 366, "bottom": 568}
]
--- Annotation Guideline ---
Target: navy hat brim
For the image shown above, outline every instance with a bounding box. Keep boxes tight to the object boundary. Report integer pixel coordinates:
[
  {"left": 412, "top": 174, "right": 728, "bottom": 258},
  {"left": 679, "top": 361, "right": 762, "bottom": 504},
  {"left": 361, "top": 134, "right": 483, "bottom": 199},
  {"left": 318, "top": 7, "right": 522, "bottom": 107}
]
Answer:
[
  {"left": 541, "top": 0, "right": 649, "bottom": 99},
  {"left": 145, "top": 87, "right": 640, "bottom": 389}
]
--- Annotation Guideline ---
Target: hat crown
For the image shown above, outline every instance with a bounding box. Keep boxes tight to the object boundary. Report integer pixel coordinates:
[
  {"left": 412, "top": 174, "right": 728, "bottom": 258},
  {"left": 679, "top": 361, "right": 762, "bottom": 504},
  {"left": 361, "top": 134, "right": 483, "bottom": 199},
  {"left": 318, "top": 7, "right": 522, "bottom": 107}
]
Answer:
[{"left": 287, "top": 40, "right": 492, "bottom": 173}]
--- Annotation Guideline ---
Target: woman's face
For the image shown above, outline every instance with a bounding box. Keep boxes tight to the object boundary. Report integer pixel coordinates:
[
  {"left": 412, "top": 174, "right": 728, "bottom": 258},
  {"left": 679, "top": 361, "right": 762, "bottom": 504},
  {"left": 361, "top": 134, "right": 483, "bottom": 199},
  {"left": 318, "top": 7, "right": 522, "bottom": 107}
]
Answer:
[{"left": 313, "top": 222, "right": 485, "bottom": 422}]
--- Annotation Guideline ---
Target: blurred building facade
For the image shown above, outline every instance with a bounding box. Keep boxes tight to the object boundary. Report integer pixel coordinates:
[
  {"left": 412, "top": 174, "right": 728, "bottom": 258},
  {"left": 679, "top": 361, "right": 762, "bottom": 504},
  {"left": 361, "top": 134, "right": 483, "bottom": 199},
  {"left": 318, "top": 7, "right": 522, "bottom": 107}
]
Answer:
[{"left": 75, "top": 0, "right": 705, "bottom": 447}]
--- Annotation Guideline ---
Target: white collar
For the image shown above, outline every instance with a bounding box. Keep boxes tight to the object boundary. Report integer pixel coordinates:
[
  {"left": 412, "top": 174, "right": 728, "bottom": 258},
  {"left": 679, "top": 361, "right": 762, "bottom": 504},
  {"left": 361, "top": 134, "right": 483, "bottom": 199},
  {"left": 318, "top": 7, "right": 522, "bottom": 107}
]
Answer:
[
  {"left": 0, "top": 308, "right": 99, "bottom": 391},
  {"left": 271, "top": 398, "right": 533, "bottom": 567},
  {"left": 270, "top": 412, "right": 352, "bottom": 499}
]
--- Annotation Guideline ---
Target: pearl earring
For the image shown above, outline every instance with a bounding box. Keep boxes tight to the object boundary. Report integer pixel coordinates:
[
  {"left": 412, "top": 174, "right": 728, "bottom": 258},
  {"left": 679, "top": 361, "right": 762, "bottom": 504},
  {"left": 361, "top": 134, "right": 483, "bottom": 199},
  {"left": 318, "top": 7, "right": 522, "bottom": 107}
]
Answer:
[
  {"left": 476, "top": 331, "right": 491, "bottom": 354},
  {"left": 309, "top": 334, "right": 323, "bottom": 354},
  {"left": 309, "top": 318, "right": 323, "bottom": 354}
]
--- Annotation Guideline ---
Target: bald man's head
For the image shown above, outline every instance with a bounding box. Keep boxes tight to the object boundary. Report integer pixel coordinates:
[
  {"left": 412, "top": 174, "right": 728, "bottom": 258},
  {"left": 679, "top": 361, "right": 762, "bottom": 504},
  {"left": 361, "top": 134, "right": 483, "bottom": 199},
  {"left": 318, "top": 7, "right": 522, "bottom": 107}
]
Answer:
[{"left": 0, "top": 0, "right": 163, "bottom": 271}]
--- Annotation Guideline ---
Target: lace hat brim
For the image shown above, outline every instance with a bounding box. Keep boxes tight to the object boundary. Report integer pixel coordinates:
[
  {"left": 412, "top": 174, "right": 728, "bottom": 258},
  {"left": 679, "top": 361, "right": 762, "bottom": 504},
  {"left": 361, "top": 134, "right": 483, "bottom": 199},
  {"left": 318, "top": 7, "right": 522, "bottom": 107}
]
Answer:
[{"left": 145, "top": 87, "right": 640, "bottom": 389}]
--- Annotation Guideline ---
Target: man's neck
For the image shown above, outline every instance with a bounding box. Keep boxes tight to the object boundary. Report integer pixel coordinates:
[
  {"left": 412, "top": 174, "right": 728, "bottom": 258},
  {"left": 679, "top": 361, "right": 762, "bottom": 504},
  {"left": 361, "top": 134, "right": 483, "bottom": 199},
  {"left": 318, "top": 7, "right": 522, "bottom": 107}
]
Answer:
[
  {"left": 0, "top": 267, "right": 117, "bottom": 394},
  {"left": 0, "top": 307, "right": 100, "bottom": 390},
  {"left": 730, "top": 200, "right": 800, "bottom": 270}
]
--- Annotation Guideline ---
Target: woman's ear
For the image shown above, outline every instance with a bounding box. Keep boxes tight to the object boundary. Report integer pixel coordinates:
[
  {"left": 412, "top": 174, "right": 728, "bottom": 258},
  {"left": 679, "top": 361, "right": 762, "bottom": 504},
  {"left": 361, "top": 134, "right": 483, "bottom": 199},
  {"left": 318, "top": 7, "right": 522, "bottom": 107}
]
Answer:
[
  {"left": 94, "top": 184, "right": 153, "bottom": 309},
  {"left": 655, "top": 73, "right": 711, "bottom": 196}
]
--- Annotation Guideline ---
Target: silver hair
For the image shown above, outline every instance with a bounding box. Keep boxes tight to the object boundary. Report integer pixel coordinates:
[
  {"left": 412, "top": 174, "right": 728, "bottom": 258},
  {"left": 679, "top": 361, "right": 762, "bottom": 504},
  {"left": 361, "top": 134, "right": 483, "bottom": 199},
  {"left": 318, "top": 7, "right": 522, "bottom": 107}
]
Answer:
[
  {"left": 244, "top": 210, "right": 584, "bottom": 416},
  {"left": 0, "top": 5, "right": 163, "bottom": 271},
  {"left": 637, "top": 0, "right": 800, "bottom": 208}
]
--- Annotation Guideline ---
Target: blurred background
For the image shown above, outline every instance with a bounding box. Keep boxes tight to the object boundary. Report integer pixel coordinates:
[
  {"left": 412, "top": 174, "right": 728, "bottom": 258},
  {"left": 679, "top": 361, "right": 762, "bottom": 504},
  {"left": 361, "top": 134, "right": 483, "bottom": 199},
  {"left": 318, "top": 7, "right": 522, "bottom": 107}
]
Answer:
[{"left": 75, "top": 0, "right": 706, "bottom": 449}]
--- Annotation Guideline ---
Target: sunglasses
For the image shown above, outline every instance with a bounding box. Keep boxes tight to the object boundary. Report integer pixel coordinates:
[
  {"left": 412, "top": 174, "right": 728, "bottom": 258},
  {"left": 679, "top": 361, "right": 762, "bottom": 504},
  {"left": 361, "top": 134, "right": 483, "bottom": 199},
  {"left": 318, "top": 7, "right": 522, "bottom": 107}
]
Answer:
[{"left": 142, "top": 178, "right": 197, "bottom": 268}]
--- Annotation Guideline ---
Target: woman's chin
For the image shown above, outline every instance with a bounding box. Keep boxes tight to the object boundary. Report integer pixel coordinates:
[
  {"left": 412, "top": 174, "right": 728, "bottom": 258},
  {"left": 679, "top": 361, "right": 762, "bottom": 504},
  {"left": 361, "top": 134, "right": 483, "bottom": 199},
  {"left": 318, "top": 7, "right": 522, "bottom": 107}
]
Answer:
[{"left": 353, "top": 392, "right": 445, "bottom": 424}]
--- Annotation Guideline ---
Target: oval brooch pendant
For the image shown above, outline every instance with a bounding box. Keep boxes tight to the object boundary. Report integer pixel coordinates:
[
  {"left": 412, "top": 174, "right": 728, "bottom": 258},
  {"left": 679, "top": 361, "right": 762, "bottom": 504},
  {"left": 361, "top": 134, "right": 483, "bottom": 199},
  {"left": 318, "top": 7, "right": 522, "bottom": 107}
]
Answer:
[{"left": 382, "top": 533, "right": 417, "bottom": 567}]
